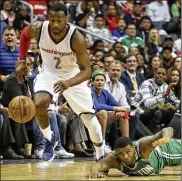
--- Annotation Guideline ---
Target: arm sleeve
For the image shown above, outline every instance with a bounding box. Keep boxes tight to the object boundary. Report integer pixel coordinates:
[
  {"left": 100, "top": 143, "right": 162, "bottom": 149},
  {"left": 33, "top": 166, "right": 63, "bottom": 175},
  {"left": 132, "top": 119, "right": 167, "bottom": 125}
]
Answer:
[{"left": 20, "top": 26, "right": 31, "bottom": 60}]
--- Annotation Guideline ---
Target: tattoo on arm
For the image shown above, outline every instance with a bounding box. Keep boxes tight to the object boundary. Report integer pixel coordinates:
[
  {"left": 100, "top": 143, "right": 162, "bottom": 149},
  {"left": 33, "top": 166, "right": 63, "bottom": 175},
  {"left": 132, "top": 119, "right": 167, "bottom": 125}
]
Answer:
[{"left": 29, "top": 21, "right": 43, "bottom": 40}]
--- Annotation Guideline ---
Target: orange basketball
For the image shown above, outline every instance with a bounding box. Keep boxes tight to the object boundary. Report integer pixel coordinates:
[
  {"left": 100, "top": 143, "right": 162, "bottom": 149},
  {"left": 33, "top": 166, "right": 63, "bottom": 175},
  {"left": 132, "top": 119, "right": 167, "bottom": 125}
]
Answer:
[{"left": 8, "top": 96, "right": 36, "bottom": 123}]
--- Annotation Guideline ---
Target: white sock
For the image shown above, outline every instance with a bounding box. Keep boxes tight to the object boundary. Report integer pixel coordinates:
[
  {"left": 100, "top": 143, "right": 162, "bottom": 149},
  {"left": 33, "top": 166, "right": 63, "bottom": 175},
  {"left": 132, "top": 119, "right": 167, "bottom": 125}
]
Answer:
[
  {"left": 40, "top": 125, "right": 52, "bottom": 141},
  {"left": 103, "top": 140, "right": 105, "bottom": 147},
  {"left": 94, "top": 144, "right": 104, "bottom": 160}
]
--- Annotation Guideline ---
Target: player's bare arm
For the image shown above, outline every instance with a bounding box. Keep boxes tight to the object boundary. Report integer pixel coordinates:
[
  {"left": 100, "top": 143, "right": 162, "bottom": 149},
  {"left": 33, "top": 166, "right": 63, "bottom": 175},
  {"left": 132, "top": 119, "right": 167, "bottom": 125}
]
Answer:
[
  {"left": 90, "top": 153, "right": 123, "bottom": 178},
  {"left": 138, "top": 127, "right": 174, "bottom": 159},
  {"left": 54, "top": 30, "right": 91, "bottom": 93},
  {"left": 27, "top": 21, "right": 43, "bottom": 40}
]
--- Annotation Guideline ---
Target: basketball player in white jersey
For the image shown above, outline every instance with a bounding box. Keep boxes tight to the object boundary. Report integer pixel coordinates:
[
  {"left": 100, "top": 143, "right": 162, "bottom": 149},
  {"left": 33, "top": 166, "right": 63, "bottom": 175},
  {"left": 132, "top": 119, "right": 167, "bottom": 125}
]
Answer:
[{"left": 16, "top": 3, "right": 104, "bottom": 162}]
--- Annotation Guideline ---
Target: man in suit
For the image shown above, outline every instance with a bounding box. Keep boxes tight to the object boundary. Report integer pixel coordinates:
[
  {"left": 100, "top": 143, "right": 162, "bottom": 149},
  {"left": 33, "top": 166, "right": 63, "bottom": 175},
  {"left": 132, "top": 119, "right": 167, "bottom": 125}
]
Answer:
[{"left": 119, "top": 54, "right": 145, "bottom": 96}]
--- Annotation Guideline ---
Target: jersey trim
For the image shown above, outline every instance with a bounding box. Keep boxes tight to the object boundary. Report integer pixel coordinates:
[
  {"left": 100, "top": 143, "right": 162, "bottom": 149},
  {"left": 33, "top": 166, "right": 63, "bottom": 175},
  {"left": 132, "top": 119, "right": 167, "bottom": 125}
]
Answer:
[
  {"left": 70, "top": 29, "right": 76, "bottom": 52},
  {"left": 48, "top": 24, "right": 70, "bottom": 45}
]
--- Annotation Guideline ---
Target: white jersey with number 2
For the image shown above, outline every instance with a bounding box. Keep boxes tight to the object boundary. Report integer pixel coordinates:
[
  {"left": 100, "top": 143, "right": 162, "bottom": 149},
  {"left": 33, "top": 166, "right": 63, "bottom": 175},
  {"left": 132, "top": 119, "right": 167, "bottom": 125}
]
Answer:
[{"left": 39, "top": 21, "right": 80, "bottom": 80}]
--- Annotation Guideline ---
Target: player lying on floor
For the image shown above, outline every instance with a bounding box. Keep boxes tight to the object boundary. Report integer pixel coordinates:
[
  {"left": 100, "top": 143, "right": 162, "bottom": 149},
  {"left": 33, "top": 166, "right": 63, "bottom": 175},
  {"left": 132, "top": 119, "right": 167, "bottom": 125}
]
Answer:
[{"left": 90, "top": 127, "right": 181, "bottom": 178}]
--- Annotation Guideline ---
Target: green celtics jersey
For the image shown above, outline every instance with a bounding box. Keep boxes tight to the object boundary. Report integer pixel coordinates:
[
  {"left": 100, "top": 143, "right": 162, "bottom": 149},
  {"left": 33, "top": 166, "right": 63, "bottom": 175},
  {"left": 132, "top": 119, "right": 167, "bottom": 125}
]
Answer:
[{"left": 122, "top": 139, "right": 181, "bottom": 176}]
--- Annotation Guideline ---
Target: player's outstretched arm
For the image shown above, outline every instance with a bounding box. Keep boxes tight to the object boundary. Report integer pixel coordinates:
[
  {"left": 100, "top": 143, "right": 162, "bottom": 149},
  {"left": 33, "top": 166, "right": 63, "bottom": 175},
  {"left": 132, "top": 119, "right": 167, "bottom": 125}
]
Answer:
[
  {"left": 67, "top": 30, "right": 91, "bottom": 87},
  {"left": 138, "top": 127, "right": 174, "bottom": 159},
  {"left": 16, "top": 21, "right": 43, "bottom": 83},
  {"left": 90, "top": 154, "right": 122, "bottom": 178}
]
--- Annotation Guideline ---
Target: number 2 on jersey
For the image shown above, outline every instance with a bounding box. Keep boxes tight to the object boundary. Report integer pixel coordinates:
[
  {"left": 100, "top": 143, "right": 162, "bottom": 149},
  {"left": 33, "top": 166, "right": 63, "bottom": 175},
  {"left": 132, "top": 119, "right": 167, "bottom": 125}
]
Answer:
[{"left": 54, "top": 57, "right": 62, "bottom": 69}]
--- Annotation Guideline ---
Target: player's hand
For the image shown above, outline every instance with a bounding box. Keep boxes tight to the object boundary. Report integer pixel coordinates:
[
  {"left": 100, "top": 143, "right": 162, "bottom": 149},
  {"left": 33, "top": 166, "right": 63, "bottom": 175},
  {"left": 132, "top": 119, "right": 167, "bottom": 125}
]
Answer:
[
  {"left": 16, "top": 59, "right": 27, "bottom": 84},
  {"left": 89, "top": 172, "right": 106, "bottom": 179},
  {"left": 152, "top": 137, "right": 171, "bottom": 148},
  {"left": 53, "top": 80, "right": 69, "bottom": 93}
]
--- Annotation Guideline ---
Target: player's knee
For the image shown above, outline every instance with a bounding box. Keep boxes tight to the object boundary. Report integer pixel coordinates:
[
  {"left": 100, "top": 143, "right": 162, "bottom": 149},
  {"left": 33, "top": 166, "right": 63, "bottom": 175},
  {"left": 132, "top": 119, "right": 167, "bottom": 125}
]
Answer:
[
  {"left": 81, "top": 114, "right": 101, "bottom": 133},
  {"left": 96, "top": 110, "right": 107, "bottom": 120},
  {"left": 34, "top": 93, "right": 51, "bottom": 114}
]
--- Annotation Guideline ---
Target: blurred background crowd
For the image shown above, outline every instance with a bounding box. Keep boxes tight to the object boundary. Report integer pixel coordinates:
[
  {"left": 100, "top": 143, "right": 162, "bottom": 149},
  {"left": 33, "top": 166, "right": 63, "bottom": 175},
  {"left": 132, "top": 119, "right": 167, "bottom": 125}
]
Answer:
[{"left": 0, "top": 0, "right": 181, "bottom": 160}]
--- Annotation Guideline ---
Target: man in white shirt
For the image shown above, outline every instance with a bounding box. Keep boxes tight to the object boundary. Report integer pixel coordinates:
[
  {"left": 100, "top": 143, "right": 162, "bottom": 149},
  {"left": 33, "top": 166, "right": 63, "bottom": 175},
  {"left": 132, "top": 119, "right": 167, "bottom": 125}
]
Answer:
[
  {"left": 104, "top": 61, "right": 130, "bottom": 109},
  {"left": 146, "top": 0, "right": 171, "bottom": 30}
]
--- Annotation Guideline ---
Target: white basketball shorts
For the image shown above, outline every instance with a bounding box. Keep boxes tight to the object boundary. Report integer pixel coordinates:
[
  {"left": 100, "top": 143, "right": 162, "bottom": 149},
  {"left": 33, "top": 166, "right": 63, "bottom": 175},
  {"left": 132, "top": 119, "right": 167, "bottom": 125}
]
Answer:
[{"left": 34, "top": 71, "right": 95, "bottom": 115}]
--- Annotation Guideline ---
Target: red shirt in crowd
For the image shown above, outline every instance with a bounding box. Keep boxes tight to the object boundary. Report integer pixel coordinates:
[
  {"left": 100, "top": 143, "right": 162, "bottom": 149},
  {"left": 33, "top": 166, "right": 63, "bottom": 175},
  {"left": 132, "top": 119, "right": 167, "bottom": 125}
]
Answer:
[{"left": 104, "top": 16, "right": 120, "bottom": 32}]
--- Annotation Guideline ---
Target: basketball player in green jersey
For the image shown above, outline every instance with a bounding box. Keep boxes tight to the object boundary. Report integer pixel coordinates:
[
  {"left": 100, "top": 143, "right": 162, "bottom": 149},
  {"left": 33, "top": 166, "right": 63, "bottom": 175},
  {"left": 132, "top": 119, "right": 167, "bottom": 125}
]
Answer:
[{"left": 90, "top": 127, "right": 181, "bottom": 178}]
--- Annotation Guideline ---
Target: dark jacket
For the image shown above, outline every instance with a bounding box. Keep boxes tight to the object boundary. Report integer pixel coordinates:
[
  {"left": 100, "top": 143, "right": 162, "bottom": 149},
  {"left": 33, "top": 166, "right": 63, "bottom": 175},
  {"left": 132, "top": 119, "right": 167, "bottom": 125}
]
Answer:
[
  {"left": 0, "top": 72, "right": 33, "bottom": 107},
  {"left": 119, "top": 71, "right": 145, "bottom": 92}
]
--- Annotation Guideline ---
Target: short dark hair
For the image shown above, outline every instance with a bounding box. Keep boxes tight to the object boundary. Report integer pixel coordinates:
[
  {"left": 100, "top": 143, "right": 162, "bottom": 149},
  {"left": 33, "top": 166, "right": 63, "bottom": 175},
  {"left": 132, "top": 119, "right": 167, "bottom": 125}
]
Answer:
[
  {"left": 95, "top": 14, "right": 104, "bottom": 20},
  {"left": 115, "top": 137, "right": 132, "bottom": 149},
  {"left": 2, "top": 26, "right": 17, "bottom": 35},
  {"left": 48, "top": 3, "right": 67, "bottom": 16},
  {"left": 126, "top": 23, "right": 136, "bottom": 29},
  {"left": 124, "top": 53, "right": 137, "bottom": 63}
]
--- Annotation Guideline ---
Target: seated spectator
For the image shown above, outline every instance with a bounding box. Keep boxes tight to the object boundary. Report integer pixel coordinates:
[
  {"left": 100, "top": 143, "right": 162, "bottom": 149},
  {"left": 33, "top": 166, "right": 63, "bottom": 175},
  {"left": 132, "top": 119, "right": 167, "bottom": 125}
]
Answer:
[
  {"left": 1, "top": 59, "right": 35, "bottom": 158},
  {"left": 92, "top": 39, "right": 105, "bottom": 52},
  {"left": 173, "top": 56, "right": 181, "bottom": 72},
  {"left": 75, "top": 0, "right": 97, "bottom": 28},
  {"left": 136, "top": 16, "right": 153, "bottom": 43},
  {"left": 120, "top": 23, "right": 144, "bottom": 49},
  {"left": 146, "top": 0, "right": 171, "bottom": 30},
  {"left": 160, "top": 47, "right": 173, "bottom": 70},
  {"left": 113, "top": 42, "right": 127, "bottom": 57},
  {"left": 103, "top": 54, "right": 114, "bottom": 72},
  {"left": 167, "top": 68, "right": 181, "bottom": 100},
  {"left": 13, "top": 4, "right": 30, "bottom": 33},
  {"left": 94, "top": 49, "right": 105, "bottom": 62},
  {"left": 124, "top": 2, "right": 143, "bottom": 25},
  {"left": 119, "top": 54, "right": 145, "bottom": 95},
  {"left": 131, "top": 67, "right": 180, "bottom": 133},
  {"left": 86, "top": 14, "right": 113, "bottom": 46},
  {"left": 0, "top": 27, "right": 19, "bottom": 92},
  {"left": 0, "top": 0, "right": 13, "bottom": 22},
  {"left": 104, "top": 4, "right": 120, "bottom": 32},
  {"left": 90, "top": 70, "right": 130, "bottom": 155},
  {"left": 146, "top": 28, "right": 161, "bottom": 57},
  {"left": 171, "top": 0, "right": 181, "bottom": 17},
  {"left": 144, "top": 55, "right": 162, "bottom": 79},
  {"left": 112, "top": 18, "right": 126, "bottom": 42}
]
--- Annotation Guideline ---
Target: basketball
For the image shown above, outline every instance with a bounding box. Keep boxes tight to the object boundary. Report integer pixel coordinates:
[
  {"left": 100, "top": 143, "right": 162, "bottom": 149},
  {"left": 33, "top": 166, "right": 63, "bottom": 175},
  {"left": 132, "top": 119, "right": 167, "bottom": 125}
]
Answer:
[{"left": 8, "top": 96, "right": 36, "bottom": 123}]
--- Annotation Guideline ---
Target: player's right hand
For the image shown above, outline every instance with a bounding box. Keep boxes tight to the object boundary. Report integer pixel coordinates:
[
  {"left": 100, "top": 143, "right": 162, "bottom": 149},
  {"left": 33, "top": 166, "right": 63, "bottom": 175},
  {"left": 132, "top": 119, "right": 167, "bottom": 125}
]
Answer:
[
  {"left": 16, "top": 59, "right": 27, "bottom": 84},
  {"left": 89, "top": 172, "right": 106, "bottom": 179}
]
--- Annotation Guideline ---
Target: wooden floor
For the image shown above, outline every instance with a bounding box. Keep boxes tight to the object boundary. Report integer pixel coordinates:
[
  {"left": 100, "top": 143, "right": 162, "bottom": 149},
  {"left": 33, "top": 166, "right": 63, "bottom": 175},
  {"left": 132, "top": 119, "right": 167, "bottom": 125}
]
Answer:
[{"left": 1, "top": 159, "right": 181, "bottom": 180}]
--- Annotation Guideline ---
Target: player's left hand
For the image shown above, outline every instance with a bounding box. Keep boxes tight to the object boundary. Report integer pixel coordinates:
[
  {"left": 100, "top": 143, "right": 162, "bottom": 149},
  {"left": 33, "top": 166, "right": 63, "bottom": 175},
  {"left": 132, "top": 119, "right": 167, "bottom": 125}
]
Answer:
[{"left": 53, "top": 80, "right": 69, "bottom": 93}]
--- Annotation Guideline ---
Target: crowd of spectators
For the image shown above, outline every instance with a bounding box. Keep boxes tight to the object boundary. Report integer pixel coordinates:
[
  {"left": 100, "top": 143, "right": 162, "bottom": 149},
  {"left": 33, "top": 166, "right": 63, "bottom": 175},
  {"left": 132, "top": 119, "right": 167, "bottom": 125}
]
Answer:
[{"left": 0, "top": 0, "right": 181, "bottom": 160}]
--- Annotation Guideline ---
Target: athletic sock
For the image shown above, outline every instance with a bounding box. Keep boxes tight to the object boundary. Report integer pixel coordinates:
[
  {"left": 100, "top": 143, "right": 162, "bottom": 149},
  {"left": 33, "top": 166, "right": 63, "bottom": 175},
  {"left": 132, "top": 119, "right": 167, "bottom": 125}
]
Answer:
[
  {"left": 94, "top": 144, "right": 104, "bottom": 160},
  {"left": 40, "top": 125, "right": 53, "bottom": 141}
]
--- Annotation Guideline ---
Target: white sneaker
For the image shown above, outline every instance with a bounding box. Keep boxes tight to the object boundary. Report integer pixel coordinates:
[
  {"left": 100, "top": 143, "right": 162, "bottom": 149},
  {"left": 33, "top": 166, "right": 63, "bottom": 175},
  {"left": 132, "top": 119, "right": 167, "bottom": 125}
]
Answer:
[
  {"left": 55, "top": 148, "right": 75, "bottom": 159},
  {"left": 104, "top": 145, "right": 112, "bottom": 155},
  {"left": 34, "top": 149, "right": 44, "bottom": 159}
]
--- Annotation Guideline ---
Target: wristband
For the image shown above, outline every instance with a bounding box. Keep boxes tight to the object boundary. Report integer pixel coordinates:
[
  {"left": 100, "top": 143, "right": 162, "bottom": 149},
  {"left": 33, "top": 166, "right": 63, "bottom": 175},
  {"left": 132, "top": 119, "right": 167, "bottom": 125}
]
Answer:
[{"left": 18, "top": 60, "right": 26, "bottom": 64}]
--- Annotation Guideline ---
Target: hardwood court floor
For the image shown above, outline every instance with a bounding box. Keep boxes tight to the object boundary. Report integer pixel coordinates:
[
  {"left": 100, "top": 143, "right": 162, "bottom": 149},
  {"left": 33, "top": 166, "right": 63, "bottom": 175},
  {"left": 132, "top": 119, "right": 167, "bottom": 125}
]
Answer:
[{"left": 1, "top": 158, "right": 181, "bottom": 180}]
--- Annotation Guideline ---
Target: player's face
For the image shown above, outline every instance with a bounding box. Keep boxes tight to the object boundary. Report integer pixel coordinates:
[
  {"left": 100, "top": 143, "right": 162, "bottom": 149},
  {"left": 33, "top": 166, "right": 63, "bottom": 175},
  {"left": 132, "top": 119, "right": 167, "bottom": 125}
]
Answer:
[
  {"left": 116, "top": 145, "right": 136, "bottom": 166},
  {"left": 93, "top": 75, "right": 105, "bottom": 91},
  {"left": 48, "top": 10, "right": 68, "bottom": 35}
]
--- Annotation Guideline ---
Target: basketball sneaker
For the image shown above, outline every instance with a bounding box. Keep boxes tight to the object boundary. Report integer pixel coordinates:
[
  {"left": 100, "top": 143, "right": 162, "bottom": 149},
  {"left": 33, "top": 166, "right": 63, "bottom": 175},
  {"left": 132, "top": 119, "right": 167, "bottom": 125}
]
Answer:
[
  {"left": 42, "top": 132, "right": 58, "bottom": 162},
  {"left": 55, "top": 148, "right": 75, "bottom": 159}
]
